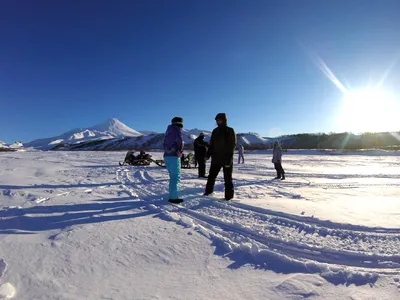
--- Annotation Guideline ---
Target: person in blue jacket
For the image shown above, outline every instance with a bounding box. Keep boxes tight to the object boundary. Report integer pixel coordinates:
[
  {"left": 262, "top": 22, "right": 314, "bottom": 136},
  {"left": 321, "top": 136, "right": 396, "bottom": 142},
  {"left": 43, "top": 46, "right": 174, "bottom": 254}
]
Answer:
[{"left": 163, "top": 117, "right": 184, "bottom": 204}]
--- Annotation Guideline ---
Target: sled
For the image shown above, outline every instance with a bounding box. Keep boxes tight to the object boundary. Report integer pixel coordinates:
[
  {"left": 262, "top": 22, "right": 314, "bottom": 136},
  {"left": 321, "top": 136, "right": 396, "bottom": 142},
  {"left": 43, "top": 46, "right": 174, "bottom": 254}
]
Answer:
[
  {"left": 119, "top": 158, "right": 166, "bottom": 167},
  {"left": 181, "top": 153, "right": 196, "bottom": 169},
  {"left": 119, "top": 151, "right": 166, "bottom": 167}
]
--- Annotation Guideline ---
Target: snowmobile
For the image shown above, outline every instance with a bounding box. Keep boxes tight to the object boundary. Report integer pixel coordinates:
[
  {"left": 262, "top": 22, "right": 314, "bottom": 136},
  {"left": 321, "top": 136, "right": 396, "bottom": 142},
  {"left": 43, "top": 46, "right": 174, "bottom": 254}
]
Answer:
[
  {"left": 119, "top": 151, "right": 165, "bottom": 167},
  {"left": 181, "top": 153, "right": 196, "bottom": 169}
]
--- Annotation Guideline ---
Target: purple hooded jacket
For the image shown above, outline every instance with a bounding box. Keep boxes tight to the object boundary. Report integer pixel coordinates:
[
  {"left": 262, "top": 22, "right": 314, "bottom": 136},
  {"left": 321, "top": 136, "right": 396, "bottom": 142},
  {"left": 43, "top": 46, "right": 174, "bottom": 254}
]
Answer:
[{"left": 163, "top": 125, "right": 183, "bottom": 158}]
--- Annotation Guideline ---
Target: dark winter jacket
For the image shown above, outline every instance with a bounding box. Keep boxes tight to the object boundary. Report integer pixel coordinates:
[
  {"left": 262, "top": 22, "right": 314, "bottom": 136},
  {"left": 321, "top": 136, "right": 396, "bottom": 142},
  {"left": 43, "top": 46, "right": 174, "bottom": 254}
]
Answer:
[
  {"left": 272, "top": 146, "right": 282, "bottom": 163},
  {"left": 207, "top": 125, "right": 237, "bottom": 165},
  {"left": 163, "top": 125, "right": 184, "bottom": 158},
  {"left": 238, "top": 144, "right": 244, "bottom": 154},
  {"left": 194, "top": 136, "right": 209, "bottom": 159}
]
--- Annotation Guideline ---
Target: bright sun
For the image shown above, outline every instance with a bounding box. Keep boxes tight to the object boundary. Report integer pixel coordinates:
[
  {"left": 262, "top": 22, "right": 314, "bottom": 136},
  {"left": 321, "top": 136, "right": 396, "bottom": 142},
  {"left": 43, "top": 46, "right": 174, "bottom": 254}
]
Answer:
[{"left": 337, "top": 88, "right": 400, "bottom": 133}]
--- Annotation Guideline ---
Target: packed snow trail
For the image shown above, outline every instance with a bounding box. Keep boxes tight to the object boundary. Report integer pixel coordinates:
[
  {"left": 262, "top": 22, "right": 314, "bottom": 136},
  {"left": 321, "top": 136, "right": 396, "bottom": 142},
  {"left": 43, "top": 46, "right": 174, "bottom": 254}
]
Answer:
[
  {"left": 116, "top": 166, "right": 400, "bottom": 285},
  {"left": 2, "top": 151, "right": 400, "bottom": 299}
]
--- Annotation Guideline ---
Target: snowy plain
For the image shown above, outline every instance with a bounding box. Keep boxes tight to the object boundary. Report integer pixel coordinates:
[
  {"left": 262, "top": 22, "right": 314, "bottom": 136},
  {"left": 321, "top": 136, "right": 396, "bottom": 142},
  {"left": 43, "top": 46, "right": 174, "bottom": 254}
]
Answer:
[{"left": 1, "top": 150, "right": 400, "bottom": 299}]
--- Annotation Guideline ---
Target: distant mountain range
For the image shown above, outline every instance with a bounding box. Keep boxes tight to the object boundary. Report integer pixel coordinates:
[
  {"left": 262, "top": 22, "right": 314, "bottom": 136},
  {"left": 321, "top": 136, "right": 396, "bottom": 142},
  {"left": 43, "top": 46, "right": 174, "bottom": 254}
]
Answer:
[
  {"left": 0, "top": 140, "right": 23, "bottom": 151},
  {"left": 24, "top": 118, "right": 143, "bottom": 150},
  {"left": 21, "top": 118, "right": 277, "bottom": 151},
  {"left": 2, "top": 118, "right": 398, "bottom": 151},
  {"left": 20, "top": 118, "right": 272, "bottom": 151}
]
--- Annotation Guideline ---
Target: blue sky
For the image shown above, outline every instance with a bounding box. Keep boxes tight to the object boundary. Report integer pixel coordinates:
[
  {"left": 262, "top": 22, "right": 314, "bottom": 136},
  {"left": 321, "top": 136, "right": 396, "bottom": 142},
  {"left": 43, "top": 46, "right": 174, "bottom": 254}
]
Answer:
[{"left": 1, "top": 0, "right": 400, "bottom": 143}]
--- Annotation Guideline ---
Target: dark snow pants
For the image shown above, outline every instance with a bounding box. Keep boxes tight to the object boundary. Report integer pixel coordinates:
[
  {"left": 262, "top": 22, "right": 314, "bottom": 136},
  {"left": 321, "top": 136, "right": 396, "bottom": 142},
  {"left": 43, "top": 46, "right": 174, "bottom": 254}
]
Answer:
[
  {"left": 274, "top": 163, "right": 285, "bottom": 178},
  {"left": 196, "top": 156, "right": 206, "bottom": 177},
  {"left": 205, "top": 162, "right": 234, "bottom": 200}
]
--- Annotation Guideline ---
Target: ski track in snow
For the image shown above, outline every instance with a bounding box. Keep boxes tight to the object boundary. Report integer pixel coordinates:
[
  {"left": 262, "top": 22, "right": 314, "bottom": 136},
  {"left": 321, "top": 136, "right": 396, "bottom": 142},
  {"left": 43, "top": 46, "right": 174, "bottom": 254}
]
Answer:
[
  {"left": 115, "top": 166, "right": 400, "bottom": 285},
  {"left": 2, "top": 151, "right": 400, "bottom": 297},
  {"left": 235, "top": 177, "right": 400, "bottom": 190},
  {"left": 236, "top": 168, "right": 400, "bottom": 181}
]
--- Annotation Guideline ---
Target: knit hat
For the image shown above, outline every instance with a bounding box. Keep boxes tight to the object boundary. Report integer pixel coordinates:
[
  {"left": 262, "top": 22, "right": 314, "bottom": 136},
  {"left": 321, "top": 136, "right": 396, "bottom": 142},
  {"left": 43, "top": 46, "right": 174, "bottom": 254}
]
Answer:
[
  {"left": 199, "top": 132, "right": 205, "bottom": 137},
  {"left": 171, "top": 117, "right": 183, "bottom": 128},
  {"left": 215, "top": 113, "right": 227, "bottom": 123}
]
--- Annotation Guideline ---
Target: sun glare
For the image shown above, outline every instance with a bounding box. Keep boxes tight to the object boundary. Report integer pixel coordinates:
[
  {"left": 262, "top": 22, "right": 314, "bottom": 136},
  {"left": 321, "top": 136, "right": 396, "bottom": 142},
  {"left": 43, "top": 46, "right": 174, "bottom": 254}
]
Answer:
[
  {"left": 307, "top": 53, "right": 400, "bottom": 134},
  {"left": 337, "top": 88, "right": 400, "bottom": 133}
]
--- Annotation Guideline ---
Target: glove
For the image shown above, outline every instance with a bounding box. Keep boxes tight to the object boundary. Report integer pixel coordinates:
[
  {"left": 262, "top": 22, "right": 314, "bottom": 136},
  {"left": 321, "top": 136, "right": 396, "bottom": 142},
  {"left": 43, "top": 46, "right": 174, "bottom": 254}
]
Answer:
[{"left": 165, "top": 148, "right": 177, "bottom": 155}]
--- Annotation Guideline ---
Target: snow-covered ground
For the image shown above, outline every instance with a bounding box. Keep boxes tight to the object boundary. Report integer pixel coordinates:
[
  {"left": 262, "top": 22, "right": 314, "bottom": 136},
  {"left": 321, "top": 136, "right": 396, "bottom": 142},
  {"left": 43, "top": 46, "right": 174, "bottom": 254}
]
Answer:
[{"left": 1, "top": 150, "right": 400, "bottom": 299}]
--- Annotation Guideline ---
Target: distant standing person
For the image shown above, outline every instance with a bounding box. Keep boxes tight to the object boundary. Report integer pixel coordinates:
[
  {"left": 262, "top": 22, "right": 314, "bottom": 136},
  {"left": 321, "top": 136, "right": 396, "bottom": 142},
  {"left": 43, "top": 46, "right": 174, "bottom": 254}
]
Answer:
[
  {"left": 272, "top": 141, "right": 285, "bottom": 180},
  {"left": 237, "top": 143, "right": 244, "bottom": 164},
  {"left": 204, "top": 113, "right": 237, "bottom": 200},
  {"left": 194, "top": 132, "right": 209, "bottom": 178},
  {"left": 163, "top": 117, "right": 184, "bottom": 204}
]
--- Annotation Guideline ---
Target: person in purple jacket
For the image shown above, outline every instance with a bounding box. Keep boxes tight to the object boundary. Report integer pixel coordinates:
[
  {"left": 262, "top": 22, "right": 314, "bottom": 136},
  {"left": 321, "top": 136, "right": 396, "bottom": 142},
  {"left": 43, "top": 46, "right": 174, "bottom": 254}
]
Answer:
[{"left": 163, "top": 117, "right": 184, "bottom": 204}]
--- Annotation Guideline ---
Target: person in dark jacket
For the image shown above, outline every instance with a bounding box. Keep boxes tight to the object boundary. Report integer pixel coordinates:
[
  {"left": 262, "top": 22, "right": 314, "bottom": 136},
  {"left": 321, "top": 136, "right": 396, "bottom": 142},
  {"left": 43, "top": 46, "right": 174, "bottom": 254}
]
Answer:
[
  {"left": 272, "top": 141, "right": 285, "bottom": 180},
  {"left": 194, "top": 132, "right": 209, "bottom": 178},
  {"left": 124, "top": 150, "right": 135, "bottom": 164},
  {"left": 163, "top": 117, "right": 184, "bottom": 204},
  {"left": 204, "top": 113, "right": 237, "bottom": 200},
  {"left": 237, "top": 143, "right": 244, "bottom": 164},
  {"left": 136, "top": 150, "right": 146, "bottom": 160}
]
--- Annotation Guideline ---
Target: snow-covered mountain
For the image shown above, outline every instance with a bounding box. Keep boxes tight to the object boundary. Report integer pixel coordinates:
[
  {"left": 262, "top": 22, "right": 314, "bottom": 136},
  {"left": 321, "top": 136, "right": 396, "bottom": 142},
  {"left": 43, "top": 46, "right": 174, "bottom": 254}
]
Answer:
[
  {"left": 183, "top": 128, "right": 211, "bottom": 136},
  {"left": 138, "top": 130, "right": 159, "bottom": 136},
  {"left": 0, "top": 140, "right": 23, "bottom": 151},
  {"left": 25, "top": 118, "right": 143, "bottom": 150},
  {"left": 91, "top": 118, "right": 142, "bottom": 137},
  {"left": 183, "top": 128, "right": 212, "bottom": 143},
  {"left": 24, "top": 118, "right": 274, "bottom": 151},
  {"left": 14, "top": 118, "right": 400, "bottom": 151},
  {"left": 9, "top": 141, "right": 24, "bottom": 149},
  {"left": 238, "top": 132, "right": 269, "bottom": 145},
  {"left": 55, "top": 129, "right": 271, "bottom": 151}
]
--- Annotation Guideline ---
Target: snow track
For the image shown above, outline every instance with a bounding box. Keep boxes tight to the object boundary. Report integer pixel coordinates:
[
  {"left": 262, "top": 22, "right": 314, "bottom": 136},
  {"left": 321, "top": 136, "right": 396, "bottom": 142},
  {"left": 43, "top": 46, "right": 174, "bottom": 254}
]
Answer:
[
  {"left": 231, "top": 177, "right": 400, "bottom": 190},
  {"left": 310, "top": 182, "right": 400, "bottom": 189},
  {"left": 116, "top": 167, "right": 400, "bottom": 284},
  {"left": 3, "top": 151, "right": 400, "bottom": 298},
  {"left": 268, "top": 180, "right": 400, "bottom": 189}
]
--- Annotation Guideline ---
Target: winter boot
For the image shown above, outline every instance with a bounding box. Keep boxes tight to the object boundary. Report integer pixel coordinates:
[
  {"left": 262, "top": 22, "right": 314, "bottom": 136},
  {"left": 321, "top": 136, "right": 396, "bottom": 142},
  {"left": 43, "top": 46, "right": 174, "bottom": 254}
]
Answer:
[
  {"left": 225, "top": 189, "right": 234, "bottom": 201},
  {"left": 168, "top": 199, "right": 183, "bottom": 204}
]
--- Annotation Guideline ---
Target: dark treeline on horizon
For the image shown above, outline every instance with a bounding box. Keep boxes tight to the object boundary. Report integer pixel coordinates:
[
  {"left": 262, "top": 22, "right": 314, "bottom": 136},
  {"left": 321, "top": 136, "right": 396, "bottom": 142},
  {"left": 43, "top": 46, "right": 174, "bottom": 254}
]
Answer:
[{"left": 270, "top": 131, "right": 400, "bottom": 150}]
